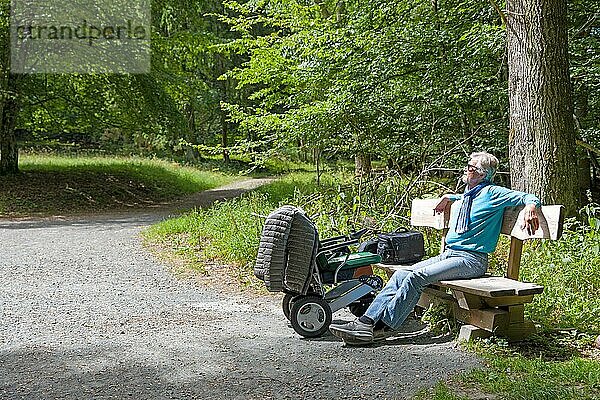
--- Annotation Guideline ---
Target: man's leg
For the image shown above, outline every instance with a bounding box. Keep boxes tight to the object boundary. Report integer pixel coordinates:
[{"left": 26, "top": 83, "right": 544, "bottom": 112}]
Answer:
[
  {"left": 362, "top": 254, "right": 445, "bottom": 322},
  {"left": 328, "top": 254, "right": 445, "bottom": 343},
  {"left": 376, "top": 250, "right": 487, "bottom": 330},
  {"left": 329, "top": 250, "right": 487, "bottom": 343}
]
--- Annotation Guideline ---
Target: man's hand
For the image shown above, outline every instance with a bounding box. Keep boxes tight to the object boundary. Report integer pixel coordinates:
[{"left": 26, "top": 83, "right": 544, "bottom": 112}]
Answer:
[
  {"left": 521, "top": 204, "right": 540, "bottom": 235},
  {"left": 434, "top": 195, "right": 453, "bottom": 215}
]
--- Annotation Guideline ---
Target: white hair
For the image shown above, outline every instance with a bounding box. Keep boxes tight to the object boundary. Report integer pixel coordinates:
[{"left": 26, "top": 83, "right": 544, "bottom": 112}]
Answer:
[{"left": 470, "top": 151, "right": 499, "bottom": 181}]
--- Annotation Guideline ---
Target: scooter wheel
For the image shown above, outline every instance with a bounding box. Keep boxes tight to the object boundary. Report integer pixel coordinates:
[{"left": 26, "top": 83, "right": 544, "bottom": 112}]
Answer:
[
  {"left": 290, "top": 296, "right": 332, "bottom": 338},
  {"left": 282, "top": 293, "right": 299, "bottom": 321}
]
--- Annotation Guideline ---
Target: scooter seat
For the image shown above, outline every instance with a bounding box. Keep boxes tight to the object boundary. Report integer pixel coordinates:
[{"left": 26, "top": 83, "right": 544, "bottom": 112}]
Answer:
[{"left": 321, "top": 252, "right": 381, "bottom": 272}]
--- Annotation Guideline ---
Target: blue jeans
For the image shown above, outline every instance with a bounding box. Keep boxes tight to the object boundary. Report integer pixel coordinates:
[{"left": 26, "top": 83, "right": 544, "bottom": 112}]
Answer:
[{"left": 364, "top": 249, "right": 488, "bottom": 330}]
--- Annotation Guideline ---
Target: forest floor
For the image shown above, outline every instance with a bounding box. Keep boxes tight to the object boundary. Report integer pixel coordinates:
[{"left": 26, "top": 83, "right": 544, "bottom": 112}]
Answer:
[{"left": 0, "top": 178, "right": 481, "bottom": 399}]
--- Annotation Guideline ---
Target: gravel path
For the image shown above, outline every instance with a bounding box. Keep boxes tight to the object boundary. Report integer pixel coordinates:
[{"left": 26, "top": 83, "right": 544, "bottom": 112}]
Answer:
[{"left": 0, "top": 179, "right": 480, "bottom": 399}]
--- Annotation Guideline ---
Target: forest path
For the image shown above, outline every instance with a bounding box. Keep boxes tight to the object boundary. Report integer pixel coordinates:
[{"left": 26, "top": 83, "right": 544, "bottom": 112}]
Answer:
[{"left": 0, "top": 178, "right": 480, "bottom": 399}]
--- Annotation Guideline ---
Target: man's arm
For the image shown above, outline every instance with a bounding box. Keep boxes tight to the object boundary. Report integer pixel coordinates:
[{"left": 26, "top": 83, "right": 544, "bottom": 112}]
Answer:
[
  {"left": 488, "top": 186, "right": 542, "bottom": 235},
  {"left": 434, "top": 194, "right": 460, "bottom": 215}
]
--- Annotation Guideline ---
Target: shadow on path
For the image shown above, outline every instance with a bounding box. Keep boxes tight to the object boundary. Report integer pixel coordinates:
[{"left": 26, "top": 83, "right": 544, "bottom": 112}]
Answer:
[{"left": 0, "top": 178, "right": 274, "bottom": 230}]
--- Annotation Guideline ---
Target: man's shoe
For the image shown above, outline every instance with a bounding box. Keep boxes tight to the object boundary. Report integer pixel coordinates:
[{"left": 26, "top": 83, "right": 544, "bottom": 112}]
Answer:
[
  {"left": 373, "top": 327, "right": 396, "bottom": 342},
  {"left": 329, "top": 319, "right": 374, "bottom": 343}
]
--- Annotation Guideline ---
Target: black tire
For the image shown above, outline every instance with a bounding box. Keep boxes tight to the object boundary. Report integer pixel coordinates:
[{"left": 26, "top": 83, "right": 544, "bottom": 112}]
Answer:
[
  {"left": 282, "top": 293, "right": 299, "bottom": 321},
  {"left": 289, "top": 296, "right": 332, "bottom": 338}
]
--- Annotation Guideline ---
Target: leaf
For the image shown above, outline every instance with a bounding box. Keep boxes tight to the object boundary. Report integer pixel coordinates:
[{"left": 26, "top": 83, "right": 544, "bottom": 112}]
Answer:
[{"left": 589, "top": 217, "right": 600, "bottom": 232}]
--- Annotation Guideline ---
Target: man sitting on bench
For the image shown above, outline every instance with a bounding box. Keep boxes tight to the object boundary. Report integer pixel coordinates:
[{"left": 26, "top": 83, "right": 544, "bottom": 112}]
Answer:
[{"left": 329, "top": 151, "right": 542, "bottom": 345}]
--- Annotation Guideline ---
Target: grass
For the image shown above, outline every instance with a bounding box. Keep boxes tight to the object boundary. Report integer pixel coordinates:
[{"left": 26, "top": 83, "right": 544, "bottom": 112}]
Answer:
[
  {"left": 142, "top": 172, "right": 331, "bottom": 285},
  {"left": 415, "top": 335, "right": 600, "bottom": 400},
  {"left": 0, "top": 154, "right": 236, "bottom": 217}
]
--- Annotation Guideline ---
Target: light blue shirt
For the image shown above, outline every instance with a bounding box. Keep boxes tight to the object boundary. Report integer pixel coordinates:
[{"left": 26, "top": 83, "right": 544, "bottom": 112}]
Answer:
[{"left": 444, "top": 185, "right": 541, "bottom": 253}]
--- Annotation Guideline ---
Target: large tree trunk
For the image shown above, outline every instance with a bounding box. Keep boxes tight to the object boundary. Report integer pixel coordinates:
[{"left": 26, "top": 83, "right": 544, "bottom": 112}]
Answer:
[
  {"left": 507, "top": 0, "right": 580, "bottom": 215},
  {"left": 0, "top": 125, "right": 18, "bottom": 175},
  {"left": 0, "top": 16, "right": 19, "bottom": 175},
  {"left": 0, "top": 72, "right": 19, "bottom": 175}
]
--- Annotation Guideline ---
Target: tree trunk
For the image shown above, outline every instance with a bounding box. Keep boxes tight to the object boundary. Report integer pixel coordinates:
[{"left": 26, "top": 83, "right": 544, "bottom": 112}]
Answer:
[
  {"left": 216, "top": 55, "right": 230, "bottom": 164},
  {"left": 220, "top": 110, "right": 230, "bottom": 164},
  {"left": 355, "top": 153, "right": 371, "bottom": 177},
  {"left": 297, "top": 139, "right": 306, "bottom": 162},
  {"left": 506, "top": 0, "right": 580, "bottom": 215},
  {"left": 0, "top": 75, "right": 19, "bottom": 175},
  {"left": 0, "top": 113, "right": 19, "bottom": 174}
]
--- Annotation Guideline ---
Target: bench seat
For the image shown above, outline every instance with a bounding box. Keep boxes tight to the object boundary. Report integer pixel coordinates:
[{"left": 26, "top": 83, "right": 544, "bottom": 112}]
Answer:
[
  {"left": 439, "top": 276, "right": 543, "bottom": 297},
  {"left": 375, "top": 263, "right": 544, "bottom": 297}
]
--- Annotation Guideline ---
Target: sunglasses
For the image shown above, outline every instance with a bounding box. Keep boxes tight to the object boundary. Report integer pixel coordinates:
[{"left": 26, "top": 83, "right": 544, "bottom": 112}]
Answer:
[{"left": 465, "top": 164, "right": 483, "bottom": 173}]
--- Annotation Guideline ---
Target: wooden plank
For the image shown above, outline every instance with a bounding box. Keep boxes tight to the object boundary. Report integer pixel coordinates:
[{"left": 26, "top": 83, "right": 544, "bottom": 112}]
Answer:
[
  {"left": 438, "top": 277, "right": 516, "bottom": 297},
  {"left": 514, "top": 284, "right": 544, "bottom": 296},
  {"left": 501, "top": 205, "right": 565, "bottom": 240},
  {"left": 410, "top": 198, "right": 449, "bottom": 229},
  {"left": 497, "top": 319, "right": 537, "bottom": 342},
  {"left": 484, "top": 295, "right": 535, "bottom": 307},
  {"left": 438, "top": 277, "right": 543, "bottom": 297},
  {"left": 505, "top": 305, "right": 525, "bottom": 324},
  {"left": 507, "top": 237, "right": 523, "bottom": 280},
  {"left": 453, "top": 291, "right": 485, "bottom": 310},
  {"left": 453, "top": 307, "right": 509, "bottom": 332}
]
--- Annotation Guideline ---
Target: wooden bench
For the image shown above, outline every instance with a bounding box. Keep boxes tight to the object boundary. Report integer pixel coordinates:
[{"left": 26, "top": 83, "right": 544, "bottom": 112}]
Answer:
[{"left": 375, "top": 198, "right": 565, "bottom": 342}]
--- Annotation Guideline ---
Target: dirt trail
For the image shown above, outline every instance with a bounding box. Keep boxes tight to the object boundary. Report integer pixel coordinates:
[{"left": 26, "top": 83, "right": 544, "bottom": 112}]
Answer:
[{"left": 0, "top": 178, "right": 480, "bottom": 399}]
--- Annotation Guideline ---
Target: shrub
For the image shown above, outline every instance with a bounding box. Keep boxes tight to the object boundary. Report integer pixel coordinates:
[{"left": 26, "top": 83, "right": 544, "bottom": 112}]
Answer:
[{"left": 521, "top": 204, "right": 600, "bottom": 334}]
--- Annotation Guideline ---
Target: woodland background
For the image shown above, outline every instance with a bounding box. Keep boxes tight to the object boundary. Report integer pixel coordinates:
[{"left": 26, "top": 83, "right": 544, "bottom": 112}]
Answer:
[{"left": 1, "top": 1, "right": 598, "bottom": 207}]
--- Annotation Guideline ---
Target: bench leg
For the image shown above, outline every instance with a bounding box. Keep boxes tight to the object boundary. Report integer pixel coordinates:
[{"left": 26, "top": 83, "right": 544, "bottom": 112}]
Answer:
[
  {"left": 497, "top": 319, "right": 537, "bottom": 342},
  {"left": 458, "top": 319, "right": 537, "bottom": 342},
  {"left": 458, "top": 324, "right": 492, "bottom": 342}
]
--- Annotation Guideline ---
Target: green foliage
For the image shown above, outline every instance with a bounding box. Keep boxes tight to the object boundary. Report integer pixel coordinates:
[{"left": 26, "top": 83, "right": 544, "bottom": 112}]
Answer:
[
  {"left": 6, "top": 1, "right": 249, "bottom": 162},
  {"left": 146, "top": 192, "right": 271, "bottom": 267},
  {"left": 521, "top": 204, "right": 600, "bottom": 334},
  {"left": 569, "top": 1, "right": 600, "bottom": 150},
  {"left": 3, "top": 0, "right": 598, "bottom": 178},
  {"left": 420, "top": 303, "right": 457, "bottom": 336},
  {"left": 222, "top": 0, "right": 509, "bottom": 168},
  {"left": 144, "top": 172, "right": 327, "bottom": 271}
]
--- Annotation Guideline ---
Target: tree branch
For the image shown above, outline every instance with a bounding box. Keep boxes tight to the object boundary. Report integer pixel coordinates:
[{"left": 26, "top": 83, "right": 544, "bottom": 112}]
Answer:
[
  {"left": 577, "top": 139, "right": 600, "bottom": 156},
  {"left": 488, "top": 0, "right": 508, "bottom": 26}
]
